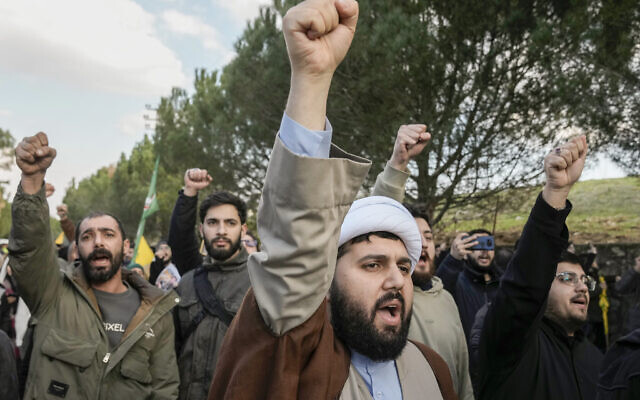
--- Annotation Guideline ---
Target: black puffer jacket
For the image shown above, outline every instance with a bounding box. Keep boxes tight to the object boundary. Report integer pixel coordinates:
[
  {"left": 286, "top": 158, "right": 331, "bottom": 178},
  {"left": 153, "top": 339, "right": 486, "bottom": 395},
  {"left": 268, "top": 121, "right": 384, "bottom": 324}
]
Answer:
[{"left": 475, "top": 194, "right": 603, "bottom": 400}]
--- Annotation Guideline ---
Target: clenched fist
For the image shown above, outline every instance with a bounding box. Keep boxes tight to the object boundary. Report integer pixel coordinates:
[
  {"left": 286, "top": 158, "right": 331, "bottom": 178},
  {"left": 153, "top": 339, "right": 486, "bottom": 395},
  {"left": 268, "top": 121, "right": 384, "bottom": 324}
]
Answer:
[
  {"left": 542, "top": 136, "right": 587, "bottom": 209},
  {"left": 183, "top": 168, "right": 212, "bottom": 197},
  {"left": 15, "top": 132, "right": 57, "bottom": 195},
  {"left": 283, "top": 0, "right": 359, "bottom": 78},
  {"left": 389, "top": 124, "right": 431, "bottom": 171}
]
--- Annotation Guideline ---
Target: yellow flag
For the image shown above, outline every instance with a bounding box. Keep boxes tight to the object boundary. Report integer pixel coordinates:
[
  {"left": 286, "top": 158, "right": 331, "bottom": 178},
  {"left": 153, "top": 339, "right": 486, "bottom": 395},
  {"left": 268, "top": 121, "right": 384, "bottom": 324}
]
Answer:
[
  {"left": 134, "top": 235, "right": 155, "bottom": 269},
  {"left": 55, "top": 231, "right": 65, "bottom": 246}
]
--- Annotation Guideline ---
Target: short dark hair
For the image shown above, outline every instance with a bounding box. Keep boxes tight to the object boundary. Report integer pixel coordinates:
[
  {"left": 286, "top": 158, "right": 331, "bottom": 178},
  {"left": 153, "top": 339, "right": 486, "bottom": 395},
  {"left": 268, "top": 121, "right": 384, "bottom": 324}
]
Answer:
[
  {"left": 199, "top": 191, "right": 247, "bottom": 224},
  {"left": 75, "top": 211, "right": 126, "bottom": 244},
  {"left": 558, "top": 250, "right": 582, "bottom": 267},
  {"left": 337, "top": 231, "right": 402, "bottom": 260},
  {"left": 403, "top": 203, "right": 432, "bottom": 228},
  {"left": 468, "top": 228, "right": 492, "bottom": 236}
]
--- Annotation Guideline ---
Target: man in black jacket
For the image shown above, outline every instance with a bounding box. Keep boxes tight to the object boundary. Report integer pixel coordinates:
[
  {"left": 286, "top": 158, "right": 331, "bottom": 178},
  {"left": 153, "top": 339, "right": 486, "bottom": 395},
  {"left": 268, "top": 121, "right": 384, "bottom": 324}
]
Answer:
[
  {"left": 474, "top": 136, "right": 603, "bottom": 400},
  {"left": 436, "top": 229, "right": 502, "bottom": 340},
  {"left": 169, "top": 168, "right": 251, "bottom": 400},
  {"left": 615, "top": 254, "right": 640, "bottom": 335}
]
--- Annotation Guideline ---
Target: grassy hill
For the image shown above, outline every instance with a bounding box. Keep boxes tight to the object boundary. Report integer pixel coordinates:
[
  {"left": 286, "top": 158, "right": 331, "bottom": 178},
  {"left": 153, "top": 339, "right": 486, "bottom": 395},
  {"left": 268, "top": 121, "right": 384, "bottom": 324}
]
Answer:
[{"left": 435, "top": 177, "right": 640, "bottom": 245}]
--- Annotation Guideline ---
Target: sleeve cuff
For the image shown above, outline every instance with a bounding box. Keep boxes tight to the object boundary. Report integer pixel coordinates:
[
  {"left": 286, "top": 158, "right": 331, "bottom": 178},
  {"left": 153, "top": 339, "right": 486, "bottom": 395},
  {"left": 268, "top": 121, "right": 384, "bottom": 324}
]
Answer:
[
  {"left": 381, "top": 162, "right": 410, "bottom": 186},
  {"left": 278, "top": 112, "right": 332, "bottom": 158}
]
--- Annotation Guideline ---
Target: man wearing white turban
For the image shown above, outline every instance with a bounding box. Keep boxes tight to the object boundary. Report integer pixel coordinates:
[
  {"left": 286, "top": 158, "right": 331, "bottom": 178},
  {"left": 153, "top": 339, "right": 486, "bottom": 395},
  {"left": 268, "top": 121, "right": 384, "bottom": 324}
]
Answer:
[{"left": 209, "top": 1, "right": 457, "bottom": 399}]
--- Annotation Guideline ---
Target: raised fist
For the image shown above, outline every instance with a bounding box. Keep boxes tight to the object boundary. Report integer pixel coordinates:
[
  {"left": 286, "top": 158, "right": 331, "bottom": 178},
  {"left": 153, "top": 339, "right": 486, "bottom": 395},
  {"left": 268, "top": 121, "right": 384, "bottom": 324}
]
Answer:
[
  {"left": 542, "top": 135, "right": 587, "bottom": 209},
  {"left": 184, "top": 168, "right": 212, "bottom": 197},
  {"left": 15, "top": 132, "right": 56, "bottom": 177},
  {"left": 283, "top": 0, "right": 359, "bottom": 78},
  {"left": 57, "top": 204, "right": 68, "bottom": 221},
  {"left": 389, "top": 124, "right": 431, "bottom": 171}
]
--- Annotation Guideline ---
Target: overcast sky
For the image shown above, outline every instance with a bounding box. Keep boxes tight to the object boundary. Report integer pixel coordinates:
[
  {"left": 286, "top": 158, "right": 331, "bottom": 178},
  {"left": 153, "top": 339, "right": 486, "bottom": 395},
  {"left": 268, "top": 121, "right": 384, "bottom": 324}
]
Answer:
[{"left": 0, "top": 0, "right": 626, "bottom": 215}]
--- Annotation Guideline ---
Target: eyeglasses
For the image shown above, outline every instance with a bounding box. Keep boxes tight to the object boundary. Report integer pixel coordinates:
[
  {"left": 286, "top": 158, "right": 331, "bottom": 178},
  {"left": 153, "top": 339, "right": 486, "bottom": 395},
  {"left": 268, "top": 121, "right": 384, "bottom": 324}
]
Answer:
[
  {"left": 555, "top": 271, "right": 596, "bottom": 291},
  {"left": 241, "top": 239, "right": 258, "bottom": 248}
]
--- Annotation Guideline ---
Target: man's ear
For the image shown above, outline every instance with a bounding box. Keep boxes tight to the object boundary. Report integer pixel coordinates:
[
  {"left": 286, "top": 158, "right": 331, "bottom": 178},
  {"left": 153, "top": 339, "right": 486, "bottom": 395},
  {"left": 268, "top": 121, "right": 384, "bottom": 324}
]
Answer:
[
  {"left": 242, "top": 224, "right": 248, "bottom": 235},
  {"left": 198, "top": 224, "right": 204, "bottom": 239},
  {"left": 123, "top": 238, "right": 130, "bottom": 252}
]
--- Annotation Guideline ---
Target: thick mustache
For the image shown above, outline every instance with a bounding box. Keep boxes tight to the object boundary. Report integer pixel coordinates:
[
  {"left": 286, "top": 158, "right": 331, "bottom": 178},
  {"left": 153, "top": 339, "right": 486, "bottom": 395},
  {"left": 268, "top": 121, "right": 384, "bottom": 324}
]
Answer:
[
  {"left": 88, "top": 248, "right": 113, "bottom": 262},
  {"left": 211, "top": 237, "right": 231, "bottom": 244},
  {"left": 570, "top": 294, "right": 588, "bottom": 303},
  {"left": 375, "top": 292, "right": 405, "bottom": 311}
]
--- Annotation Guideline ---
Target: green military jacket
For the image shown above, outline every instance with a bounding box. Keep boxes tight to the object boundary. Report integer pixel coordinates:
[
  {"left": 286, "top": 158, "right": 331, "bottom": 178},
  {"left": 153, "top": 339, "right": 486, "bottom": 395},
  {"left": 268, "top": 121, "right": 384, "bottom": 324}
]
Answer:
[{"left": 9, "top": 184, "right": 179, "bottom": 399}]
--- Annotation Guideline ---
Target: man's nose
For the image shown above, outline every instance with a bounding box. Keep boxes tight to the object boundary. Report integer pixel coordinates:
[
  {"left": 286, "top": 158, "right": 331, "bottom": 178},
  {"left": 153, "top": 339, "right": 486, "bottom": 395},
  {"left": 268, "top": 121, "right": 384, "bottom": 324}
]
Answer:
[
  {"left": 382, "top": 265, "right": 406, "bottom": 291},
  {"left": 94, "top": 233, "right": 105, "bottom": 247},
  {"left": 216, "top": 223, "right": 228, "bottom": 236}
]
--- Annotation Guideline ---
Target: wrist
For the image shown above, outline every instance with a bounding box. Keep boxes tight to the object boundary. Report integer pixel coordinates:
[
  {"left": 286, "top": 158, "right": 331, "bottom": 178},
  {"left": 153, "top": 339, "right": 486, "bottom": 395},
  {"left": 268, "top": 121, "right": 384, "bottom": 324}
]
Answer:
[
  {"left": 542, "top": 185, "right": 570, "bottom": 210},
  {"left": 285, "top": 73, "right": 333, "bottom": 131},
  {"left": 20, "top": 172, "right": 45, "bottom": 195},
  {"left": 183, "top": 187, "right": 198, "bottom": 197},
  {"left": 388, "top": 159, "right": 409, "bottom": 172}
]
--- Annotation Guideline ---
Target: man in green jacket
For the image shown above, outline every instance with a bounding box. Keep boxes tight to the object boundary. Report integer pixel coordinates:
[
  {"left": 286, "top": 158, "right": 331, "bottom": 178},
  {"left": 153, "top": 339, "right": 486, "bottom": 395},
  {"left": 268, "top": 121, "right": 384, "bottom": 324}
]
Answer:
[{"left": 10, "top": 133, "right": 179, "bottom": 399}]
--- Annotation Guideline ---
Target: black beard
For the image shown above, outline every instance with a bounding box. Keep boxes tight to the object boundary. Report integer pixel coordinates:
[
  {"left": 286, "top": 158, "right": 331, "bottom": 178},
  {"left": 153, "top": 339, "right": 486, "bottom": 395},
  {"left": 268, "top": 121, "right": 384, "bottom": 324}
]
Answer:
[
  {"left": 80, "top": 246, "right": 123, "bottom": 284},
  {"left": 412, "top": 257, "right": 435, "bottom": 288},
  {"left": 329, "top": 283, "right": 411, "bottom": 361},
  {"left": 468, "top": 255, "right": 493, "bottom": 271},
  {"left": 412, "top": 270, "right": 432, "bottom": 288},
  {"left": 204, "top": 235, "right": 242, "bottom": 261}
]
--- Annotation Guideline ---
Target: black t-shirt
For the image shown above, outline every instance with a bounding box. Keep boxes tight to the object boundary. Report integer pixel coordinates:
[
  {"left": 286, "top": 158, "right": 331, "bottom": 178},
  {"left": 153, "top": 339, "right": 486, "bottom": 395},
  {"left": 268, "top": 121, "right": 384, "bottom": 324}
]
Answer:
[{"left": 93, "top": 283, "right": 141, "bottom": 349}]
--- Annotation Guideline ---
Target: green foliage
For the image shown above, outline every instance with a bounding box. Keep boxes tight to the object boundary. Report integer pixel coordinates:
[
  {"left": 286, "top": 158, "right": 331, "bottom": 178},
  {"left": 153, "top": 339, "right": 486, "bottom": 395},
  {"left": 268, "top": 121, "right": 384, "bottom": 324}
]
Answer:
[
  {"left": 65, "top": 0, "right": 639, "bottom": 241},
  {"left": 0, "top": 127, "right": 15, "bottom": 171},
  {"left": 63, "top": 137, "right": 183, "bottom": 244},
  {"left": 152, "top": 0, "right": 638, "bottom": 221},
  {"left": 438, "top": 177, "right": 640, "bottom": 244}
]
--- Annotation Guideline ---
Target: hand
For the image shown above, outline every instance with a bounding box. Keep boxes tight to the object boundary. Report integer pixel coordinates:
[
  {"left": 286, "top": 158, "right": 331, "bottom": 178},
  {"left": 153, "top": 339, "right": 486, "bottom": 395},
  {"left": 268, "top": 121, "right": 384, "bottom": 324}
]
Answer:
[
  {"left": 183, "top": 168, "right": 212, "bottom": 197},
  {"left": 389, "top": 124, "right": 431, "bottom": 171},
  {"left": 283, "top": 0, "right": 359, "bottom": 130},
  {"left": 15, "top": 132, "right": 57, "bottom": 194},
  {"left": 542, "top": 135, "right": 587, "bottom": 209},
  {"left": 45, "top": 183, "right": 55, "bottom": 198},
  {"left": 283, "top": 0, "right": 359, "bottom": 78},
  {"left": 57, "top": 204, "right": 69, "bottom": 221},
  {"left": 450, "top": 233, "right": 479, "bottom": 261}
]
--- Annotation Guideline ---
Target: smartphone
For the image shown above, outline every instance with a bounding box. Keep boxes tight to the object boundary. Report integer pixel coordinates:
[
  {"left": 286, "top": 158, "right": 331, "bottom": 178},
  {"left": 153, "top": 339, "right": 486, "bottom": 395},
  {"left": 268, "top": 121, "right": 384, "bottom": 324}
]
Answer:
[{"left": 463, "top": 235, "right": 495, "bottom": 251}]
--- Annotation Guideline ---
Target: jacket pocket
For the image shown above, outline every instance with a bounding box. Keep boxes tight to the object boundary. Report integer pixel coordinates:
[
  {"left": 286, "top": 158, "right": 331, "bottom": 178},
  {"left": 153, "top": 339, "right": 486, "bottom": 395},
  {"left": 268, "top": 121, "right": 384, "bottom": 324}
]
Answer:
[
  {"left": 41, "top": 328, "right": 97, "bottom": 368},
  {"left": 120, "top": 348, "right": 152, "bottom": 384},
  {"left": 32, "top": 329, "right": 98, "bottom": 399}
]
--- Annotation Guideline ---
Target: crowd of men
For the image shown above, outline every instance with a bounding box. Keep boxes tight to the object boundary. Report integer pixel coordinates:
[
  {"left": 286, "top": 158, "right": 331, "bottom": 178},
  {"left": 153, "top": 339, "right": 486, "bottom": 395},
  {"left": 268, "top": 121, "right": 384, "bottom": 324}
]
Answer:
[{"left": 1, "top": 0, "right": 640, "bottom": 399}]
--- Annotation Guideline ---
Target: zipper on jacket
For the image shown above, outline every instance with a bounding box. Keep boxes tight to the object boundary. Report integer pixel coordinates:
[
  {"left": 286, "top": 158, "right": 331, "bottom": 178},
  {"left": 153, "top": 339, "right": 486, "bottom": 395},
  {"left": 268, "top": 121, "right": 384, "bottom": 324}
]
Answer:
[{"left": 102, "top": 352, "right": 111, "bottom": 363}]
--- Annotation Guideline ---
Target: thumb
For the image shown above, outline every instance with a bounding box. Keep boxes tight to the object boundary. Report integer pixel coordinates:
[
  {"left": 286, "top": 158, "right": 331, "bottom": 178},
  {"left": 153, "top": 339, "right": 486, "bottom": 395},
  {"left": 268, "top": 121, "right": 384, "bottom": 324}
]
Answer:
[{"left": 335, "top": 0, "right": 359, "bottom": 32}]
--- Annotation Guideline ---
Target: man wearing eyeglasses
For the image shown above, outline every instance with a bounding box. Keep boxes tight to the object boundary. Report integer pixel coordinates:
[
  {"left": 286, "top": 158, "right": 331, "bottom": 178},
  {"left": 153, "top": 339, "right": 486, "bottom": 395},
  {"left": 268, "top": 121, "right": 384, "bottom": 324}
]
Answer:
[{"left": 473, "top": 136, "right": 604, "bottom": 400}]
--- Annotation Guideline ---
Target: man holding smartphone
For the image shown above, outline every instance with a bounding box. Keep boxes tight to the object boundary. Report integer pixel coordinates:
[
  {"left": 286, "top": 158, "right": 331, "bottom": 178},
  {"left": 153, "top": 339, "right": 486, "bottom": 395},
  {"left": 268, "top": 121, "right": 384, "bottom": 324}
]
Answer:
[{"left": 436, "top": 229, "right": 502, "bottom": 341}]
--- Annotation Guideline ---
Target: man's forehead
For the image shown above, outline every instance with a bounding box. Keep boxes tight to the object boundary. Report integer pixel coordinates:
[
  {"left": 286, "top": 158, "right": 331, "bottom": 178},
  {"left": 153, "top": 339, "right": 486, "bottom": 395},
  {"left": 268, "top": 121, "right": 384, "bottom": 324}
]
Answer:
[
  {"left": 205, "top": 204, "right": 241, "bottom": 220},
  {"left": 557, "top": 261, "right": 583, "bottom": 274},
  {"left": 349, "top": 235, "right": 409, "bottom": 259},
  {"left": 80, "top": 215, "right": 120, "bottom": 232},
  {"left": 414, "top": 217, "right": 431, "bottom": 232}
]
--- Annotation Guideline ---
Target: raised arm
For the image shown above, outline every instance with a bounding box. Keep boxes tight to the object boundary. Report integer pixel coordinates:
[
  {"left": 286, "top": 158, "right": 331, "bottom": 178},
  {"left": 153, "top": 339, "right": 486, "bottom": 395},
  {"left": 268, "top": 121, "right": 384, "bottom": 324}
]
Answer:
[
  {"left": 56, "top": 204, "right": 75, "bottom": 242},
  {"left": 9, "top": 133, "right": 61, "bottom": 315},
  {"left": 478, "top": 136, "right": 588, "bottom": 377},
  {"left": 247, "top": 0, "right": 371, "bottom": 336},
  {"left": 372, "top": 124, "right": 430, "bottom": 202},
  {"left": 168, "top": 168, "right": 212, "bottom": 275}
]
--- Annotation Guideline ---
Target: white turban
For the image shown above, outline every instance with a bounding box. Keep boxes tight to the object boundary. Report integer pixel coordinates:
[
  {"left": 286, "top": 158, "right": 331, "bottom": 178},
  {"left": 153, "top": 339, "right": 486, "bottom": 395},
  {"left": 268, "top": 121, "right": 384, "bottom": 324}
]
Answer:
[{"left": 338, "top": 196, "right": 422, "bottom": 273}]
